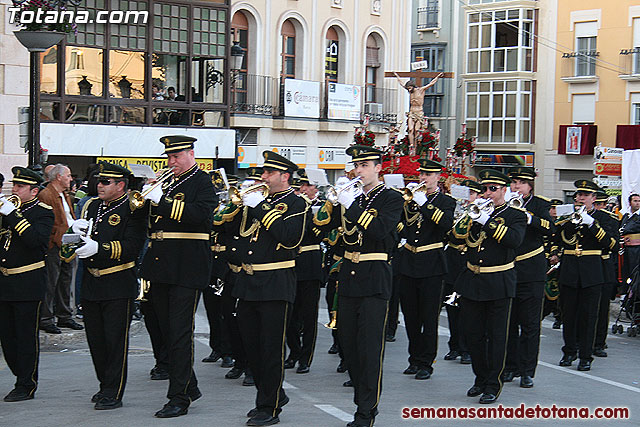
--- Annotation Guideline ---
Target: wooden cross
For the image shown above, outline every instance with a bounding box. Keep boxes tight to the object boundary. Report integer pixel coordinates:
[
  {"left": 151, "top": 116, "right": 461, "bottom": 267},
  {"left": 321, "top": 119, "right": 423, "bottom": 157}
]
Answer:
[{"left": 384, "top": 71, "right": 454, "bottom": 86}]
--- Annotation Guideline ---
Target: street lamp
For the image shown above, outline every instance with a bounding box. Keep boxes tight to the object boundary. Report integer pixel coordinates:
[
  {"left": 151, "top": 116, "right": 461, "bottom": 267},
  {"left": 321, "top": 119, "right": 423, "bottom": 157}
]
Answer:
[{"left": 231, "top": 41, "right": 245, "bottom": 72}]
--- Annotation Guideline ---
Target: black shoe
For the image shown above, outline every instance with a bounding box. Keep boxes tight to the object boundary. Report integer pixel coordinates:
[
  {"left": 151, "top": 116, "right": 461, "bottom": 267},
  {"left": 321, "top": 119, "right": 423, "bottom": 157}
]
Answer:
[
  {"left": 577, "top": 359, "right": 591, "bottom": 371},
  {"left": 593, "top": 348, "right": 608, "bottom": 357},
  {"left": 40, "top": 324, "right": 61, "bottom": 334},
  {"left": 151, "top": 367, "right": 169, "bottom": 380},
  {"left": 154, "top": 403, "right": 188, "bottom": 418},
  {"left": 221, "top": 356, "right": 234, "bottom": 368},
  {"left": 57, "top": 319, "right": 84, "bottom": 330},
  {"left": 225, "top": 367, "right": 245, "bottom": 379},
  {"left": 460, "top": 353, "right": 472, "bottom": 364},
  {"left": 3, "top": 389, "right": 34, "bottom": 402},
  {"left": 328, "top": 343, "right": 339, "bottom": 354},
  {"left": 247, "top": 408, "right": 259, "bottom": 418},
  {"left": 403, "top": 365, "right": 418, "bottom": 375},
  {"left": 479, "top": 393, "right": 498, "bottom": 404},
  {"left": 559, "top": 354, "right": 577, "bottom": 367},
  {"left": 296, "top": 364, "right": 310, "bottom": 374},
  {"left": 336, "top": 361, "right": 347, "bottom": 373},
  {"left": 189, "top": 388, "right": 202, "bottom": 402},
  {"left": 347, "top": 420, "right": 373, "bottom": 427},
  {"left": 243, "top": 374, "right": 255, "bottom": 386},
  {"left": 283, "top": 358, "right": 296, "bottom": 369},
  {"left": 414, "top": 369, "right": 431, "bottom": 380},
  {"left": 343, "top": 380, "right": 353, "bottom": 387},
  {"left": 202, "top": 350, "right": 222, "bottom": 363},
  {"left": 466, "top": 386, "right": 483, "bottom": 397},
  {"left": 246, "top": 412, "right": 279, "bottom": 426},
  {"left": 385, "top": 333, "right": 396, "bottom": 342},
  {"left": 501, "top": 371, "right": 516, "bottom": 382},
  {"left": 91, "top": 391, "right": 104, "bottom": 403},
  {"left": 520, "top": 376, "right": 534, "bottom": 388},
  {"left": 552, "top": 320, "right": 561, "bottom": 329},
  {"left": 95, "top": 397, "right": 122, "bottom": 410},
  {"left": 444, "top": 350, "right": 460, "bottom": 361}
]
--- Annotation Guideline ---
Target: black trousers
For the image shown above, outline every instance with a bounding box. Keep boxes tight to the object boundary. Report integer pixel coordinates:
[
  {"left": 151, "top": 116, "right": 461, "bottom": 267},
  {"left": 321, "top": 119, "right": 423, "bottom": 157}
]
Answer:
[
  {"left": 140, "top": 292, "right": 170, "bottom": 372},
  {"left": 152, "top": 282, "right": 201, "bottom": 407},
  {"left": 560, "top": 284, "right": 601, "bottom": 361},
  {"left": 462, "top": 297, "right": 512, "bottom": 396},
  {"left": 237, "top": 300, "right": 289, "bottom": 417},
  {"left": 202, "top": 286, "right": 232, "bottom": 356},
  {"left": 443, "top": 282, "right": 467, "bottom": 354},
  {"left": 595, "top": 283, "right": 615, "bottom": 349},
  {"left": 0, "top": 300, "right": 41, "bottom": 393},
  {"left": 325, "top": 274, "right": 343, "bottom": 359},
  {"left": 41, "top": 247, "right": 73, "bottom": 326},
  {"left": 286, "top": 280, "right": 320, "bottom": 366},
  {"left": 399, "top": 274, "right": 444, "bottom": 371},
  {"left": 386, "top": 274, "right": 401, "bottom": 337},
  {"left": 505, "top": 281, "right": 544, "bottom": 377},
  {"left": 82, "top": 298, "right": 132, "bottom": 400},
  {"left": 338, "top": 295, "right": 388, "bottom": 423},
  {"left": 221, "top": 276, "right": 247, "bottom": 369}
]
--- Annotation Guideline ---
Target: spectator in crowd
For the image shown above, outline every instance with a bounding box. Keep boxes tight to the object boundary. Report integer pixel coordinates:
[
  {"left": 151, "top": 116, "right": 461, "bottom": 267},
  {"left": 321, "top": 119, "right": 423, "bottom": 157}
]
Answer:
[
  {"left": 152, "top": 84, "right": 165, "bottom": 100},
  {"left": 167, "top": 87, "right": 177, "bottom": 101},
  {"left": 38, "top": 164, "right": 84, "bottom": 334}
]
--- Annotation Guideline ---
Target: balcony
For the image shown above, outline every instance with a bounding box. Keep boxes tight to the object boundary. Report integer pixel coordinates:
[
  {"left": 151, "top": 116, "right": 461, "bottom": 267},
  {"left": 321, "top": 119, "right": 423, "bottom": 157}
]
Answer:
[
  {"left": 561, "top": 51, "right": 599, "bottom": 84},
  {"left": 417, "top": 2, "right": 439, "bottom": 30},
  {"left": 618, "top": 48, "right": 640, "bottom": 81}
]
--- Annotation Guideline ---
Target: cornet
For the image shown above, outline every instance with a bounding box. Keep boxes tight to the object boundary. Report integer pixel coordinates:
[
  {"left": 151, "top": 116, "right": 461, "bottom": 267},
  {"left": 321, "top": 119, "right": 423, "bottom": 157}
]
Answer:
[
  {"left": 402, "top": 182, "right": 428, "bottom": 202},
  {"left": 326, "top": 177, "right": 363, "bottom": 206},
  {"left": 129, "top": 168, "right": 174, "bottom": 210},
  {"left": 508, "top": 193, "right": 524, "bottom": 209},
  {"left": 571, "top": 205, "right": 586, "bottom": 225},
  {"left": 0, "top": 195, "right": 22, "bottom": 210},
  {"left": 468, "top": 199, "right": 494, "bottom": 220},
  {"left": 228, "top": 180, "right": 270, "bottom": 206}
]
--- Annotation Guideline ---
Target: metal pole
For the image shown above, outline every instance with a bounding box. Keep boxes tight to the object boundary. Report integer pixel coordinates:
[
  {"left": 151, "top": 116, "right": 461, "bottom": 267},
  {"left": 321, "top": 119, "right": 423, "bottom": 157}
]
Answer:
[{"left": 28, "top": 50, "right": 41, "bottom": 168}]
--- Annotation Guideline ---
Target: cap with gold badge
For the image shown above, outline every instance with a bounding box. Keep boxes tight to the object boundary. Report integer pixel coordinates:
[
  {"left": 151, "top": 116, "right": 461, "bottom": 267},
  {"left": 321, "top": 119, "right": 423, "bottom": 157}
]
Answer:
[
  {"left": 160, "top": 135, "right": 196, "bottom": 154},
  {"left": 460, "top": 179, "right": 483, "bottom": 194},
  {"left": 296, "top": 168, "right": 310, "bottom": 185},
  {"left": 573, "top": 179, "right": 598, "bottom": 193},
  {"left": 11, "top": 166, "right": 44, "bottom": 185},
  {"left": 418, "top": 159, "right": 443, "bottom": 173},
  {"left": 346, "top": 145, "right": 383, "bottom": 163},
  {"left": 246, "top": 167, "right": 263, "bottom": 181},
  {"left": 262, "top": 150, "right": 298, "bottom": 173},
  {"left": 508, "top": 166, "right": 536, "bottom": 181},
  {"left": 478, "top": 169, "right": 511, "bottom": 186},
  {"left": 97, "top": 161, "right": 132, "bottom": 179}
]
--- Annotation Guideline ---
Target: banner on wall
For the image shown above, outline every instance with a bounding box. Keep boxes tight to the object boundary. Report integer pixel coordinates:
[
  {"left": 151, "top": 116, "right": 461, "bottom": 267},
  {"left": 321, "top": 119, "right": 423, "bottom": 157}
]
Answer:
[
  {"left": 327, "top": 83, "right": 361, "bottom": 120},
  {"left": 284, "top": 79, "right": 320, "bottom": 118}
]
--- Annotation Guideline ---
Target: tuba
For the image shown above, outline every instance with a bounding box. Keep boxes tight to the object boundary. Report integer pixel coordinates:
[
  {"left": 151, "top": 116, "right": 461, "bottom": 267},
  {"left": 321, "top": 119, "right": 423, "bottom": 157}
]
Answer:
[
  {"left": 0, "top": 194, "right": 22, "bottom": 210},
  {"left": 129, "top": 168, "right": 174, "bottom": 210},
  {"left": 228, "top": 180, "right": 270, "bottom": 206},
  {"left": 326, "top": 177, "right": 363, "bottom": 206}
]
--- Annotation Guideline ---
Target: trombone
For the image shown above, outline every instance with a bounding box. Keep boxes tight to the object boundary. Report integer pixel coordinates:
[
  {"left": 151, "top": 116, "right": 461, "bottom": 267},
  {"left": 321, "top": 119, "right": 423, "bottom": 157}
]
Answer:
[
  {"left": 129, "top": 168, "right": 174, "bottom": 210},
  {"left": 228, "top": 180, "right": 270, "bottom": 206},
  {"left": 326, "top": 177, "right": 363, "bottom": 206}
]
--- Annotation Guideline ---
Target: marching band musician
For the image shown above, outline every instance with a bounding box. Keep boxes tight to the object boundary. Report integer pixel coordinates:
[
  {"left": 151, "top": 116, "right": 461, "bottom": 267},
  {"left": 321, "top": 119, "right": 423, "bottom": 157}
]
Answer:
[
  {"left": 450, "top": 169, "right": 526, "bottom": 404},
  {"left": 502, "top": 167, "right": 555, "bottom": 389},
  {"left": 314, "top": 145, "right": 403, "bottom": 427},
  {"left": 231, "top": 151, "right": 306, "bottom": 426},
  {"left": 620, "top": 193, "right": 640, "bottom": 282},
  {"left": 284, "top": 169, "right": 325, "bottom": 374},
  {"left": 72, "top": 162, "right": 146, "bottom": 410},
  {"left": 140, "top": 136, "right": 217, "bottom": 418},
  {"left": 0, "top": 167, "right": 54, "bottom": 402},
  {"left": 543, "top": 199, "right": 564, "bottom": 330},
  {"left": 556, "top": 180, "right": 617, "bottom": 371},
  {"left": 442, "top": 179, "right": 482, "bottom": 364},
  {"left": 397, "top": 159, "right": 455, "bottom": 380}
]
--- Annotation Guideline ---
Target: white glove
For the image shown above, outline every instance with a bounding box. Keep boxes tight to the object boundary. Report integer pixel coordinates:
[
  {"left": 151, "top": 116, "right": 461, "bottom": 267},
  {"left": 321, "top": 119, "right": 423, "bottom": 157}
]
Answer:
[
  {"left": 142, "top": 184, "right": 163, "bottom": 204},
  {"left": 76, "top": 235, "right": 99, "bottom": 258},
  {"left": 413, "top": 191, "right": 428, "bottom": 206},
  {"left": 580, "top": 210, "right": 595, "bottom": 226},
  {"left": 337, "top": 188, "right": 356, "bottom": 209},
  {"left": 0, "top": 197, "right": 16, "bottom": 216},
  {"left": 243, "top": 191, "right": 265, "bottom": 208},
  {"left": 72, "top": 218, "right": 90, "bottom": 234},
  {"left": 526, "top": 212, "right": 532, "bottom": 225},
  {"left": 474, "top": 210, "right": 490, "bottom": 225}
]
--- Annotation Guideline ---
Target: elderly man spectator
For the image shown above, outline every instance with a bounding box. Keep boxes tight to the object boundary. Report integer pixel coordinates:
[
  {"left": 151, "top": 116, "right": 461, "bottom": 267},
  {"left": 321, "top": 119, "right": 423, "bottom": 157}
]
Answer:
[{"left": 38, "top": 164, "right": 84, "bottom": 333}]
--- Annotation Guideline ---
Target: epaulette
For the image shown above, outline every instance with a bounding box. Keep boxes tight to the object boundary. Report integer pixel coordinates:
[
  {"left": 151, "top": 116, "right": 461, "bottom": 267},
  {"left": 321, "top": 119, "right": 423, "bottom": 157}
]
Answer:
[
  {"left": 534, "top": 195, "right": 551, "bottom": 203},
  {"left": 602, "top": 209, "right": 619, "bottom": 220},
  {"left": 38, "top": 202, "right": 53, "bottom": 210}
]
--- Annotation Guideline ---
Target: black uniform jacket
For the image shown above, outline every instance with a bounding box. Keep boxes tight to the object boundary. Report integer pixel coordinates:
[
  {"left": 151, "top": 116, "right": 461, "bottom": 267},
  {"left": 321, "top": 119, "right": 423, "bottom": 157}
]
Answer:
[
  {"left": 314, "top": 183, "right": 403, "bottom": 300},
  {"left": 398, "top": 191, "right": 455, "bottom": 278},
  {"left": 0, "top": 198, "right": 54, "bottom": 301},
  {"left": 450, "top": 203, "right": 527, "bottom": 301},
  {"left": 231, "top": 188, "right": 306, "bottom": 303},
  {"left": 514, "top": 195, "right": 555, "bottom": 283},
  {"left": 295, "top": 197, "right": 325, "bottom": 282},
  {"left": 556, "top": 208, "right": 617, "bottom": 288},
  {"left": 141, "top": 165, "right": 217, "bottom": 289},
  {"left": 81, "top": 194, "right": 147, "bottom": 301},
  {"left": 597, "top": 209, "right": 620, "bottom": 284}
]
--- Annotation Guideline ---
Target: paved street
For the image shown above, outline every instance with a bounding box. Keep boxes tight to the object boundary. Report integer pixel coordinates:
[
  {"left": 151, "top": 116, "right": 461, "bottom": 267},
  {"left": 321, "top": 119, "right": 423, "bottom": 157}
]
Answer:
[{"left": 1, "top": 293, "right": 638, "bottom": 426}]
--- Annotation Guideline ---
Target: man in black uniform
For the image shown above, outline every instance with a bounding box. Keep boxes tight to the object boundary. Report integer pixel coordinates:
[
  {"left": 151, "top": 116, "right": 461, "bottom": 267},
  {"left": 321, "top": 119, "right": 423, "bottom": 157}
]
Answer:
[
  {"left": 232, "top": 151, "right": 306, "bottom": 426},
  {"left": 398, "top": 159, "right": 455, "bottom": 380},
  {"left": 0, "top": 167, "right": 54, "bottom": 402},
  {"left": 73, "top": 162, "right": 146, "bottom": 409},
  {"left": 556, "top": 180, "right": 617, "bottom": 371},
  {"left": 544, "top": 199, "right": 564, "bottom": 329},
  {"left": 502, "top": 167, "right": 554, "bottom": 388},
  {"left": 284, "top": 169, "right": 324, "bottom": 374},
  {"left": 443, "top": 179, "right": 481, "bottom": 364},
  {"left": 450, "top": 169, "right": 526, "bottom": 404},
  {"left": 314, "top": 145, "right": 403, "bottom": 426},
  {"left": 140, "top": 135, "right": 217, "bottom": 418},
  {"left": 620, "top": 193, "right": 640, "bottom": 282}
]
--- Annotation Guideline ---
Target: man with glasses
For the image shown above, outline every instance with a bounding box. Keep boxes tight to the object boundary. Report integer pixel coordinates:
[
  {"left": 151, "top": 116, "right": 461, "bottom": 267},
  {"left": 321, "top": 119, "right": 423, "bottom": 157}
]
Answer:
[
  {"left": 450, "top": 169, "right": 526, "bottom": 404},
  {"left": 72, "top": 162, "right": 146, "bottom": 410},
  {"left": 556, "top": 180, "right": 617, "bottom": 371}
]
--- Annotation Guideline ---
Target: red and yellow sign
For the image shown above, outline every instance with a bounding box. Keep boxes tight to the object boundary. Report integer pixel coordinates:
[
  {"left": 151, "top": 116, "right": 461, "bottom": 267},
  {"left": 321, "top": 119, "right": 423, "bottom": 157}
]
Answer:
[{"left": 594, "top": 163, "right": 621, "bottom": 176}]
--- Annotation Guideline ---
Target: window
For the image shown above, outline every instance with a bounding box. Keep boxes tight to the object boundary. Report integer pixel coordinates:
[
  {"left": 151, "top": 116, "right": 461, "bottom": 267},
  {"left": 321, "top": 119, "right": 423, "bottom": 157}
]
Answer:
[
  {"left": 467, "top": 9, "right": 534, "bottom": 74},
  {"left": 231, "top": 11, "right": 249, "bottom": 106},
  {"left": 572, "top": 94, "right": 595, "bottom": 124},
  {"left": 634, "top": 103, "right": 640, "bottom": 125},
  {"left": 417, "top": 0, "right": 439, "bottom": 30},
  {"left": 365, "top": 35, "right": 380, "bottom": 103},
  {"left": 325, "top": 27, "right": 339, "bottom": 83},
  {"left": 576, "top": 37, "right": 597, "bottom": 77},
  {"left": 465, "top": 80, "right": 532, "bottom": 143},
  {"left": 412, "top": 45, "right": 445, "bottom": 117},
  {"left": 281, "top": 19, "right": 296, "bottom": 79},
  {"left": 633, "top": 18, "right": 640, "bottom": 74}
]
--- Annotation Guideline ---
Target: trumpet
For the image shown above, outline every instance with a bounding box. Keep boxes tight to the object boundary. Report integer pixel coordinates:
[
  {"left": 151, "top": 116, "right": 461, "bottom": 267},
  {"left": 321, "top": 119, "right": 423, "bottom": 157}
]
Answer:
[
  {"left": 228, "top": 180, "right": 270, "bottom": 206},
  {"left": 129, "top": 168, "right": 175, "bottom": 210},
  {"left": 324, "top": 310, "right": 337, "bottom": 330},
  {"left": 508, "top": 193, "right": 524, "bottom": 209},
  {"left": 571, "top": 205, "right": 586, "bottom": 225},
  {"left": 468, "top": 199, "right": 494, "bottom": 220},
  {"left": 0, "top": 194, "right": 22, "bottom": 210},
  {"left": 402, "top": 182, "right": 428, "bottom": 202},
  {"left": 326, "top": 177, "right": 363, "bottom": 206}
]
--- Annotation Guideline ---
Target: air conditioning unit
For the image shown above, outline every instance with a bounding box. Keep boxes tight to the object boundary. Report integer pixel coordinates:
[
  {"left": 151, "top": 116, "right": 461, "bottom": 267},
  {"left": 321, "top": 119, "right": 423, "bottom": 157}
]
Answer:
[{"left": 364, "top": 103, "right": 383, "bottom": 115}]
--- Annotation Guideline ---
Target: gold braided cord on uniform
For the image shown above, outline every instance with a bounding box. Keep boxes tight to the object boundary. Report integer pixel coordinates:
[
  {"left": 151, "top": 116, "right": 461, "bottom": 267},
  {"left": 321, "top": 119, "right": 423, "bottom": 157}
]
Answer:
[
  {"left": 403, "top": 204, "right": 422, "bottom": 227},
  {"left": 561, "top": 229, "right": 578, "bottom": 246},
  {"left": 239, "top": 206, "right": 261, "bottom": 241},
  {"left": 340, "top": 205, "right": 362, "bottom": 246},
  {"left": 275, "top": 206, "right": 309, "bottom": 250}
]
